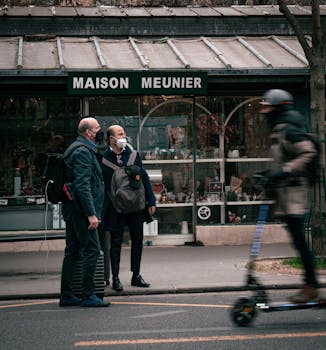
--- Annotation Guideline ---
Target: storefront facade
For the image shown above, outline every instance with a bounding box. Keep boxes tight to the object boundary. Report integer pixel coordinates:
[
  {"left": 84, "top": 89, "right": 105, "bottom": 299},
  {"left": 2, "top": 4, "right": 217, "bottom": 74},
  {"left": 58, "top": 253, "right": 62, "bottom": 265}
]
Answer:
[{"left": 0, "top": 5, "right": 325, "bottom": 248}]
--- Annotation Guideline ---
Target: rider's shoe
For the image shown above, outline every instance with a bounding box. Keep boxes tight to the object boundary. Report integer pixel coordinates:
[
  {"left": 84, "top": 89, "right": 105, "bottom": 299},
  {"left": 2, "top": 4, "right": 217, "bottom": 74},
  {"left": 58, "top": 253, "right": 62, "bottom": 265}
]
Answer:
[{"left": 288, "top": 285, "right": 319, "bottom": 304}]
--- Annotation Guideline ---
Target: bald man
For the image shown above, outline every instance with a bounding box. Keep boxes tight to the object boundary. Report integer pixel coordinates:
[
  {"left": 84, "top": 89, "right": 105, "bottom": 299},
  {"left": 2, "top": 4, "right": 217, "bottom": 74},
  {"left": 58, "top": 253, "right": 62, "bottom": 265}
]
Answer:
[{"left": 59, "top": 116, "right": 109, "bottom": 307}]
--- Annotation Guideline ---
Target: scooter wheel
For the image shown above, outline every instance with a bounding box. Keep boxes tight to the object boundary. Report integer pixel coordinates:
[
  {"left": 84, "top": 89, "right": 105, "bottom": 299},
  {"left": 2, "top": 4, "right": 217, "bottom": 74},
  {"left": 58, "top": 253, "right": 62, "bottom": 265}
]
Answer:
[{"left": 231, "top": 297, "right": 256, "bottom": 327}]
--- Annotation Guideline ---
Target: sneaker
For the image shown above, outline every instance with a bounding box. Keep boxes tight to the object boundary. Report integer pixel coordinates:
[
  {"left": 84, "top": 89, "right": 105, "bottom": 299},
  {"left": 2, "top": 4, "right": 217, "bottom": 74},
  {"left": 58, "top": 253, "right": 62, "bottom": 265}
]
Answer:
[
  {"left": 80, "top": 294, "right": 110, "bottom": 307},
  {"left": 288, "top": 285, "right": 319, "bottom": 304},
  {"left": 112, "top": 276, "right": 123, "bottom": 292},
  {"left": 59, "top": 295, "right": 81, "bottom": 307},
  {"left": 131, "top": 274, "right": 150, "bottom": 288}
]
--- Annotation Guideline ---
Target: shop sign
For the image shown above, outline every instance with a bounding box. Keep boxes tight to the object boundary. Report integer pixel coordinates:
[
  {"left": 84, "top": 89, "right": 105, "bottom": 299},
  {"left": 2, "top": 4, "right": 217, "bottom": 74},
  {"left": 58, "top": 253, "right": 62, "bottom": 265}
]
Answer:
[{"left": 67, "top": 71, "right": 207, "bottom": 95}]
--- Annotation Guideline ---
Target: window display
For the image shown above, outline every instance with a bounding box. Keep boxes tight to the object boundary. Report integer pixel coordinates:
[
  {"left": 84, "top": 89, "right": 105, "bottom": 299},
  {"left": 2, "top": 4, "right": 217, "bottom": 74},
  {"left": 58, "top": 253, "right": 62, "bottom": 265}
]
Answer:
[
  {"left": 88, "top": 95, "right": 274, "bottom": 233},
  {"left": 0, "top": 97, "right": 80, "bottom": 230},
  {"left": 0, "top": 94, "right": 274, "bottom": 233}
]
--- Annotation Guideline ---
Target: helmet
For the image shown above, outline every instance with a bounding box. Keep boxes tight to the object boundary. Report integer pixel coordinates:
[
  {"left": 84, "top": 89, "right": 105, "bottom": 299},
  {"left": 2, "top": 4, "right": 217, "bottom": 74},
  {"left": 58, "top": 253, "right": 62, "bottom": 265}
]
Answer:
[{"left": 261, "top": 89, "right": 294, "bottom": 106}]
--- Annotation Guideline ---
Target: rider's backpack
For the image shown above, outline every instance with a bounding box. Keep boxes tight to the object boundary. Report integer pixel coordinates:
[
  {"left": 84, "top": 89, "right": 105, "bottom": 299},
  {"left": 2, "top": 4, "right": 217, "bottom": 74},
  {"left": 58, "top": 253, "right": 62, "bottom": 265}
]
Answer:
[
  {"left": 102, "top": 151, "right": 145, "bottom": 214},
  {"left": 281, "top": 127, "right": 321, "bottom": 185}
]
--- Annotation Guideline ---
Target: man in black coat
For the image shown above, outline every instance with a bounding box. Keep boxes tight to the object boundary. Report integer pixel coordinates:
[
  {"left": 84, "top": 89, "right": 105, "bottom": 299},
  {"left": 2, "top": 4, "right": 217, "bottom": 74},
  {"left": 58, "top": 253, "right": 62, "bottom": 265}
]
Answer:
[
  {"left": 101, "top": 125, "right": 156, "bottom": 292},
  {"left": 59, "top": 117, "right": 109, "bottom": 307}
]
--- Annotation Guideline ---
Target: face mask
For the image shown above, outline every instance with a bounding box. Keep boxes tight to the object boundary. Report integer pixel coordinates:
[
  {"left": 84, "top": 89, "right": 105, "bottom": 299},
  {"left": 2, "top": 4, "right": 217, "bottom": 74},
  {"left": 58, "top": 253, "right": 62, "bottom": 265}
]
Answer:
[
  {"left": 95, "top": 129, "right": 104, "bottom": 143},
  {"left": 116, "top": 138, "right": 127, "bottom": 149}
]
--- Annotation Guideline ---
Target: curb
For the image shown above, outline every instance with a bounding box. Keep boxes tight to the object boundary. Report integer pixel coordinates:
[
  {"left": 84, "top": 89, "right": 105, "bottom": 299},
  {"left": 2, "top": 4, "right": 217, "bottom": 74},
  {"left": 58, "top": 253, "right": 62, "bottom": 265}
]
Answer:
[{"left": 2, "top": 283, "right": 323, "bottom": 301}]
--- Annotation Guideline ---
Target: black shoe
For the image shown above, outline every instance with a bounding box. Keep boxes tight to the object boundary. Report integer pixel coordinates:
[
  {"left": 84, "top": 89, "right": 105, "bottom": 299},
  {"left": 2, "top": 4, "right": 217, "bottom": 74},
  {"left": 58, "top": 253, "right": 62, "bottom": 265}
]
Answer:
[
  {"left": 105, "top": 280, "right": 110, "bottom": 287},
  {"left": 131, "top": 274, "right": 150, "bottom": 288},
  {"left": 112, "top": 276, "right": 123, "bottom": 292}
]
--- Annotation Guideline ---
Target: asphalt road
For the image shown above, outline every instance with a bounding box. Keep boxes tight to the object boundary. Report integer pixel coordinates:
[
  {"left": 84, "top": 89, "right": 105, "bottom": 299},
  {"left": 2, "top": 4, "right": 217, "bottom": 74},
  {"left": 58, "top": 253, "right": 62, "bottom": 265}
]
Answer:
[{"left": 0, "top": 290, "right": 325, "bottom": 350}]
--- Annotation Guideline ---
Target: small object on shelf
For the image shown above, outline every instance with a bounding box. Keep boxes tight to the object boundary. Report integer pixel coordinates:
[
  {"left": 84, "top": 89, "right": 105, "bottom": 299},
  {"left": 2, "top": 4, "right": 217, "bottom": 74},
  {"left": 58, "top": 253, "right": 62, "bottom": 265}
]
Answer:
[
  {"left": 161, "top": 193, "right": 167, "bottom": 203},
  {"left": 152, "top": 183, "right": 165, "bottom": 194},
  {"left": 180, "top": 221, "right": 189, "bottom": 234},
  {"left": 14, "top": 168, "right": 21, "bottom": 196}
]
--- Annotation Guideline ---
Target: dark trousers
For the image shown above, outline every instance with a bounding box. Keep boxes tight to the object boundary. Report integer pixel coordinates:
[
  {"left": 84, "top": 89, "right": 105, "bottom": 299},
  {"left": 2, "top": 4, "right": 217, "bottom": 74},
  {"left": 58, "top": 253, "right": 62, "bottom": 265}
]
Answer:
[
  {"left": 99, "top": 230, "right": 111, "bottom": 284},
  {"left": 110, "top": 212, "right": 144, "bottom": 277},
  {"left": 284, "top": 215, "right": 318, "bottom": 287},
  {"left": 60, "top": 213, "right": 101, "bottom": 298}
]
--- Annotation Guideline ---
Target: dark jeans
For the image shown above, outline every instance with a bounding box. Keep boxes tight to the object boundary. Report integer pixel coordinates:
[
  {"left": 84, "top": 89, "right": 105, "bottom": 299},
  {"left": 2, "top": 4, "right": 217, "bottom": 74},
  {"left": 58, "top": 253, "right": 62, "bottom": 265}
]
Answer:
[
  {"left": 110, "top": 212, "right": 144, "bottom": 277},
  {"left": 60, "top": 212, "right": 101, "bottom": 298},
  {"left": 284, "top": 215, "right": 318, "bottom": 287}
]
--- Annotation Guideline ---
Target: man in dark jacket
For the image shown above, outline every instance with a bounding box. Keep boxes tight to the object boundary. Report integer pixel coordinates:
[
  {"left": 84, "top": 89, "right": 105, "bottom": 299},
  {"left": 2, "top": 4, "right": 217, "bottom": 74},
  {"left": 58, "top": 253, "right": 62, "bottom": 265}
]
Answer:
[
  {"left": 260, "top": 89, "right": 319, "bottom": 303},
  {"left": 101, "top": 125, "right": 156, "bottom": 292},
  {"left": 59, "top": 117, "right": 109, "bottom": 307}
]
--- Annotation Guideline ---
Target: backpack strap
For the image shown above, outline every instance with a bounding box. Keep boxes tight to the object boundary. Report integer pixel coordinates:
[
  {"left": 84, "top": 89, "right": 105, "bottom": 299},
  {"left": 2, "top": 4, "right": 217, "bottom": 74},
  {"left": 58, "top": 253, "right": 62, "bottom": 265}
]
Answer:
[
  {"left": 102, "top": 157, "right": 119, "bottom": 170},
  {"left": 126, "top": 150, "right": 137, "bottom": 166},
  {"left": 63, "top": 143, "right": 85, "bottom": 160},
  {"left": 102, "top": 150, "right": 138, "bottom": 169}
]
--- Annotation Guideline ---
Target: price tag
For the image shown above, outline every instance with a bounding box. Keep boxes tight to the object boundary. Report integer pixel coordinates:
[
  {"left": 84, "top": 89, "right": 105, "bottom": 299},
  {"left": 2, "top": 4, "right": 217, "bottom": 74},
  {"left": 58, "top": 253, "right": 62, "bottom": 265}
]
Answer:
[
  {"left": 0, "top": 199, "right": 8, "bottom": 206},
  {"left": 36, "top": 197, "right": 46, "bottom": 205}
]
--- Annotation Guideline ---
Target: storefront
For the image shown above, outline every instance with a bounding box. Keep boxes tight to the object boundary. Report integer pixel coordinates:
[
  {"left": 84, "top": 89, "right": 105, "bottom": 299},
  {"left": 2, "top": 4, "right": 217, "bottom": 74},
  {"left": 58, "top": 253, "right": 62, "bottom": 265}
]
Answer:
[{"left": 0, "top": 5, "right": 324, "bottom": 247}]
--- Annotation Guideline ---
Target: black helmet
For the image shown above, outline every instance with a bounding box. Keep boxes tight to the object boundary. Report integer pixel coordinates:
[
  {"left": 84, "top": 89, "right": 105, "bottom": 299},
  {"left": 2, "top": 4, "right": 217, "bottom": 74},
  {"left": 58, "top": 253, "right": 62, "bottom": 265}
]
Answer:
[{"left": 261, "top": 89, "right": 294, "bottom": 106}]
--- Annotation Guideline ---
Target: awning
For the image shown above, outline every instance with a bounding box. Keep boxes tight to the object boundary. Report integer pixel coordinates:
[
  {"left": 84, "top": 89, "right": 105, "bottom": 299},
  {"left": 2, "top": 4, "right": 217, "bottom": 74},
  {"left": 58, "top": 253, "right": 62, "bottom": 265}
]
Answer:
[{"left": 0, "top": 35, "right": 313, "bottom": 75}]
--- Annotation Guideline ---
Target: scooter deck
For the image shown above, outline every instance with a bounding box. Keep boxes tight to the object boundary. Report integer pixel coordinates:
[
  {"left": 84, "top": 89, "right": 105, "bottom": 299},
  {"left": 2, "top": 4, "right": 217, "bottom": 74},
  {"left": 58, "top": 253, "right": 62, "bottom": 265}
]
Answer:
[{"left": 256, "top": 299, "right": 326, "bottom": 312}]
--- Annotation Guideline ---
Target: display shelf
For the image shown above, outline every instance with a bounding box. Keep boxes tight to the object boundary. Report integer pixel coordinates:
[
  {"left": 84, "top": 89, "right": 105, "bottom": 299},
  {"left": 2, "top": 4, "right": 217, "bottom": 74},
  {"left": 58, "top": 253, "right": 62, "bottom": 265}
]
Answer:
[
  {"left": 196, "top": 158, "right": 223, "bottom": 163},
  {"left": 143, "top": 159, "right": 192, "bottom": 164},
  {"left": 197, "top": 201, "right": 224, "bottom": 206},
  {"left": 226, "top": 200, "right": 274, "bottom": 205},
  {"left": 226, "top": 157, "right": 273, "bottom": 162},
  {"left": 156, "top": 202, "right": 192, "bottom": 208},
  {"left": 157, "top": 201, "right": 223, "bottom": 208}
]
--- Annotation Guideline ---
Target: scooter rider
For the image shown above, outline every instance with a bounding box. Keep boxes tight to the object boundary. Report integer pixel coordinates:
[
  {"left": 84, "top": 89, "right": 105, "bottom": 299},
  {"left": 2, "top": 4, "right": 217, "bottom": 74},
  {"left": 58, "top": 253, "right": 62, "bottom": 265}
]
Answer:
[{"left": 260, "top": 89, "right": 319, "bottom": 303}]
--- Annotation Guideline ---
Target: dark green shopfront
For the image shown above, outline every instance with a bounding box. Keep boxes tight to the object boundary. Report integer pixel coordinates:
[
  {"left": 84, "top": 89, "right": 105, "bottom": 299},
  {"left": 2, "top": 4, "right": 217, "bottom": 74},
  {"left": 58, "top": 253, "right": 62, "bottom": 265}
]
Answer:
[{"left": 0, "top": 5, "right": 324, "bottom": 248}]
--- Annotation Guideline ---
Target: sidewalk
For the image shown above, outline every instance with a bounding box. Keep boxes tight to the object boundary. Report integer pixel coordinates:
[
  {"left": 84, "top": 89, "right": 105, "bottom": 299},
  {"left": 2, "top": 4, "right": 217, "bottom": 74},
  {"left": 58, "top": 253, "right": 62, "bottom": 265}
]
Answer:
[{"left": 0, "top": 243, "right": 325, "bottom": 300}]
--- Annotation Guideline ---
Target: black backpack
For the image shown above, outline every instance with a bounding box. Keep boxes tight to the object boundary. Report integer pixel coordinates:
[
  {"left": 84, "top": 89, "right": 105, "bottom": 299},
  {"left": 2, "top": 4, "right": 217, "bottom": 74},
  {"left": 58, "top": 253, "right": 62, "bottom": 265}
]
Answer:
[{"left": 43, "top": 144, "right": 83, "bottom": 203}]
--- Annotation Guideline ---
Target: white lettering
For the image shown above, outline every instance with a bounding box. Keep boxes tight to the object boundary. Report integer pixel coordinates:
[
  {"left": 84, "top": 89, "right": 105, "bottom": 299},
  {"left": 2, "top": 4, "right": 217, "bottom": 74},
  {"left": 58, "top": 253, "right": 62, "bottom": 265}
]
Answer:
[
  {"left": 186, "top": 77, "right": 192, "bottom": 88},
  {"left": 100, "top": 77, "right": 108, "bottom": 89},
  {"left": 72, "top": 75, "right": 202, "bottom": 91},
  {"left": 142, "top": 77, "right": 152, "bottom": 89},
  {"left": 172, "top": 77, "right": 180, "bottom": 88},
  {"left": 73, "top": 77, "right": 84, "bottom": 89},
  {"left": 153, "top": 77, "right": 161, "bottom": 89},
  {"left": 194, "top": 77, "right": 202, "bottom": 88},
  {"left": 120, "top": 77, "right": 129, "bottom": 89},
  {"left": 84, "top": 77, "right": 95, "bottom": 89},
  {"left": 162, "top": 77, "right": 171, "bottom": 88},
  {"left": 109, "top": 77, "right": 119, "bottom": 89}
]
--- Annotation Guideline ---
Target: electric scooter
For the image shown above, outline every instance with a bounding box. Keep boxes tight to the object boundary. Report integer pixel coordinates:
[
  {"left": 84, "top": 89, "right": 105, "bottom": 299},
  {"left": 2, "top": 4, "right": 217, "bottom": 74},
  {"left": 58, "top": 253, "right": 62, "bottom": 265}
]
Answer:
[{"left": 230, "top": 176, "right": 326, "bottom": 327}]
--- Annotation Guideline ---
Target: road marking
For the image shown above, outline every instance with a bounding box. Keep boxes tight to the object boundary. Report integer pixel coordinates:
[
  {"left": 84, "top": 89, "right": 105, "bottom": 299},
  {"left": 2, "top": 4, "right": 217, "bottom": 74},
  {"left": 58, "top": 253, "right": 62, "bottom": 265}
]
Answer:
[
  {"left": 0, "top": 300, "right": 230, "bottom": 310},
  {"left": 111, "top": 301, "right": 231, "bottom": 308},
  {"left": 131, "top": 309, "right": 189, "bottom": 318},
  {"left": 0, "top": 300, "right": 57, "bottom": 309},
  {"left": 75, "top": 332, "right": 326, "bottom": 347},
  {"left": 75, "top": 326, "right": 232, "bottom": 337}
]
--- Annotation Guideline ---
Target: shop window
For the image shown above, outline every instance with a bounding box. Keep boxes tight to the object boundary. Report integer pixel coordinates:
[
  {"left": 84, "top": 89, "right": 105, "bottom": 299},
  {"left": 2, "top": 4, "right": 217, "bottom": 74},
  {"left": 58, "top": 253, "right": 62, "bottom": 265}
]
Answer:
[
  {"left": 88, "top": 95, "right": 273, "bottom": 233},
  {"left": 0, "top": 97, "right": 80, "bottom": 199}
]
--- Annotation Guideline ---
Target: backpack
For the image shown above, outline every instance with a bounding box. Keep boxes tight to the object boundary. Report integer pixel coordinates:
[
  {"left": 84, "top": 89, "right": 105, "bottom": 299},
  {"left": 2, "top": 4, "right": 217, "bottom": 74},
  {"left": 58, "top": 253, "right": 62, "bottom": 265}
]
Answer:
[
  {"left": 281, "top": 128, "right": 321, "bottom": 185},
  {"left": 43, "top": 144, "right": 83, "bottom": 204},
  {"left": 102, "top": 151, "right": 146, "bottom": 214},
  {"left": 304, "top": 133, "right": 321, "bottom": 185}
]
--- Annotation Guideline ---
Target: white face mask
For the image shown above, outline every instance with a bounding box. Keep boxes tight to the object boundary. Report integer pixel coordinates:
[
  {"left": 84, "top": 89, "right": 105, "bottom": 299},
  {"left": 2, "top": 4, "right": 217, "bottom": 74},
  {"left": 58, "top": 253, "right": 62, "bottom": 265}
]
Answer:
[{"left": 116, "top": 138, "right": 127, "bottom": 149}]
